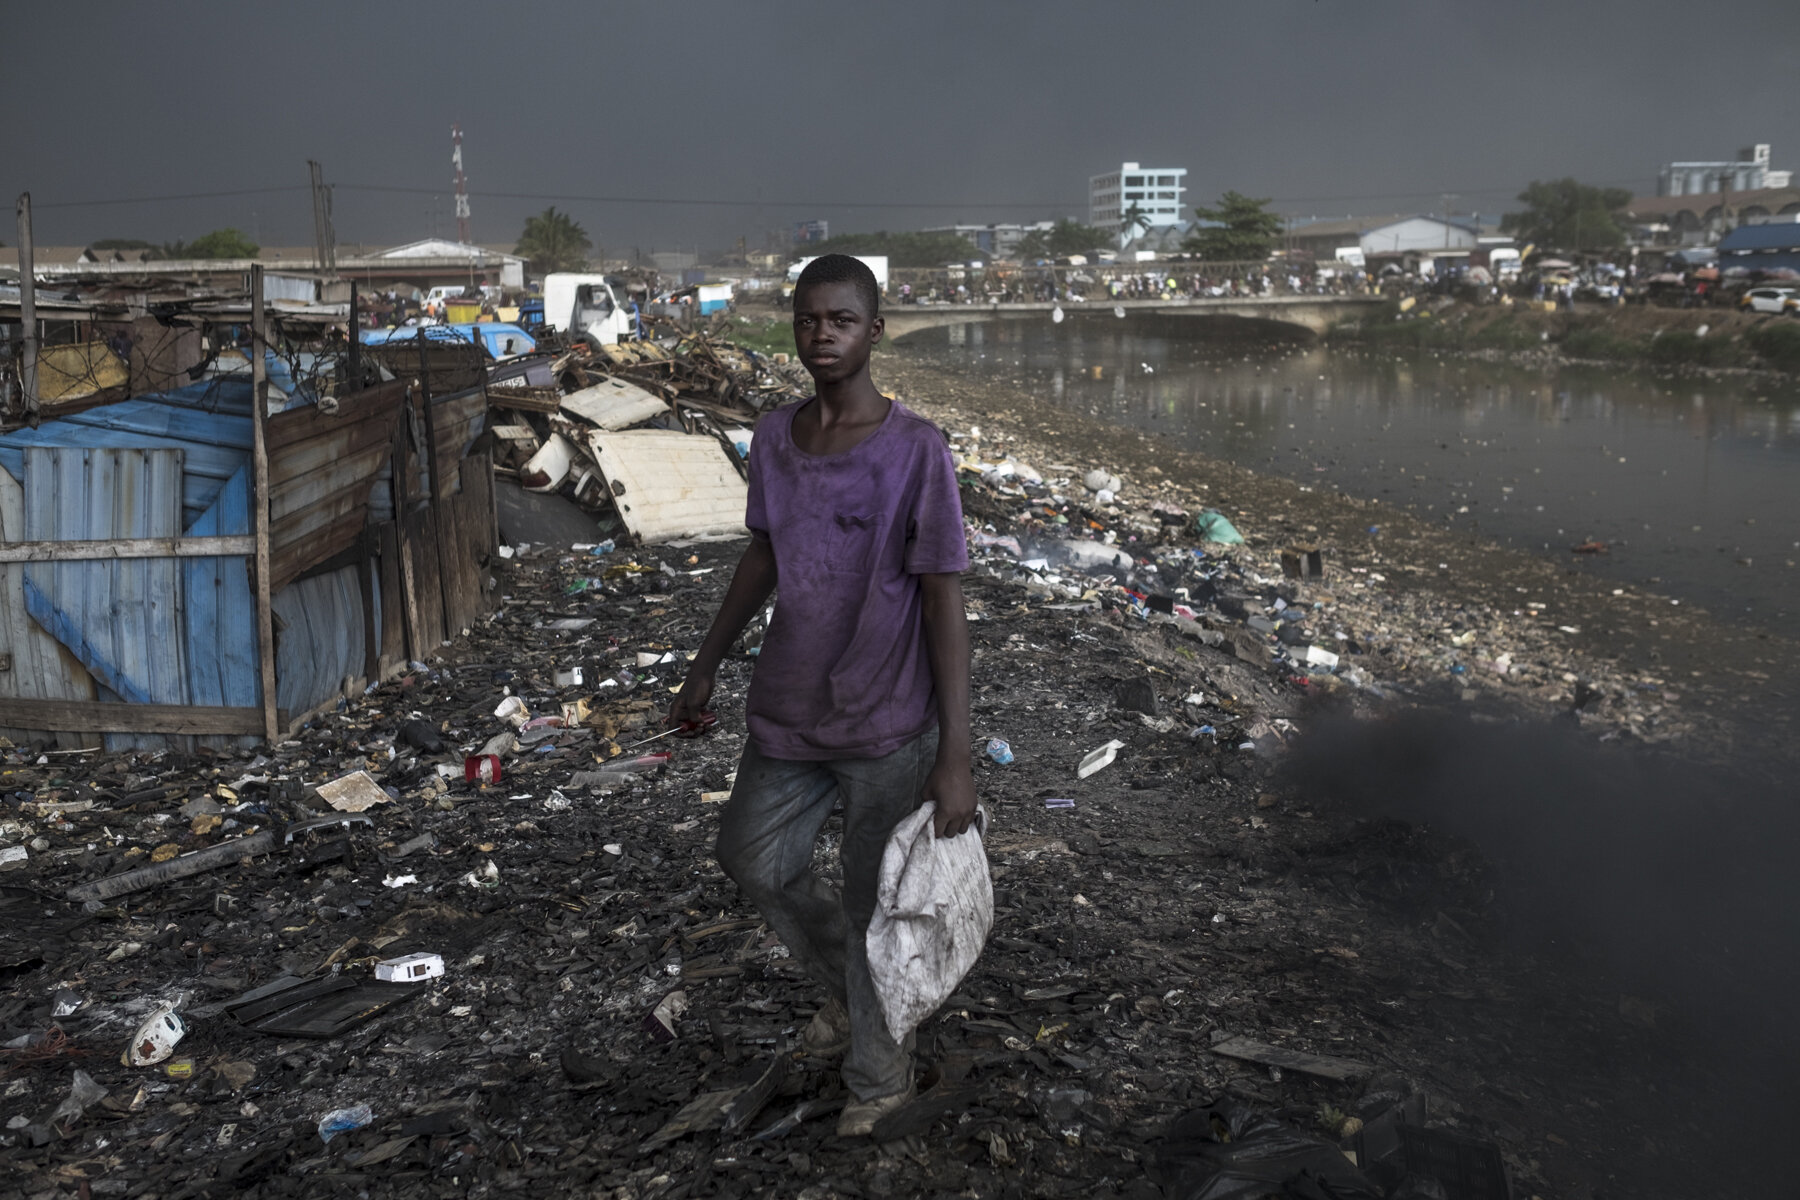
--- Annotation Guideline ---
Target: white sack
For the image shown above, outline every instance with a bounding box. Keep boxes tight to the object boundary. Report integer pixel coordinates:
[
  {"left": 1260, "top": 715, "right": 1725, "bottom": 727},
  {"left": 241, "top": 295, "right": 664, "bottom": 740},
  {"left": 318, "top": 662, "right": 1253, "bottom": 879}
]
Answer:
[{"left": 867, "top": 802, "right": 994, "bottom": 1043}]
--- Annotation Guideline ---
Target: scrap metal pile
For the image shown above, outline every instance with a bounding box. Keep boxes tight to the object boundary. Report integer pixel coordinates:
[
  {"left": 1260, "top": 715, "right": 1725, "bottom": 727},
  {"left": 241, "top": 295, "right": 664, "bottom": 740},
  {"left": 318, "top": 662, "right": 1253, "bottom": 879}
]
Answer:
[{"left": 482, "top": 331, "right": 813, "bottom": 546}]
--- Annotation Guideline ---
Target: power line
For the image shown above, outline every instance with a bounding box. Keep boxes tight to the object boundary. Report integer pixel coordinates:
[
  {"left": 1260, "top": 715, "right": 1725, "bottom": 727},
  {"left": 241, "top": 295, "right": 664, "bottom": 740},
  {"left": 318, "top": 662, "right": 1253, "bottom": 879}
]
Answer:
[
  {"left": 335, "top": 183, "right": 1087, "bottom": 211},
  {"left": 32, "top": 186, "right": 309, "bottom": 210}
]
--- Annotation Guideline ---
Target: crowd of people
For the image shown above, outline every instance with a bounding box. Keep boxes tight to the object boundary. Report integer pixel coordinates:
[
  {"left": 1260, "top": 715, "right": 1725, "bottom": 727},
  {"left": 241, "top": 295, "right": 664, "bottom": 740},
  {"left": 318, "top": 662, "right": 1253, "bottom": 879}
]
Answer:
[{"left": 892, "top": 264, "right": 1375, "bottom": 305}]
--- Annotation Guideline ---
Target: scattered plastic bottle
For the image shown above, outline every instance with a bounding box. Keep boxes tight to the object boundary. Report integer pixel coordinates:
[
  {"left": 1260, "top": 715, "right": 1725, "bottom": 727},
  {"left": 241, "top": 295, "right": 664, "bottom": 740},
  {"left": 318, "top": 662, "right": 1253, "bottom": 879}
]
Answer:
[
  {"left": 589, "top": 540, "right": 615, "bottom": 556},
  {"left": 317, "top": 1103, "right": 374, "bottom": 1142},
  {"left": 597, "top": 751, "right": 673, "bottom": 775},
  {"left": 985, "top": 738, "right": 1014, "bottom": 765}
]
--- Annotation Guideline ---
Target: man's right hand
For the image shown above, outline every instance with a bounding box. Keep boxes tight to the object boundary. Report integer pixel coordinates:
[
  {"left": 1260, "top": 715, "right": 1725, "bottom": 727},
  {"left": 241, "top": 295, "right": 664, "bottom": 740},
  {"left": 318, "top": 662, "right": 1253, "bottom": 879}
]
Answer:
[{"left": 668, "top": 672, "right": 715, "bottom": 731}]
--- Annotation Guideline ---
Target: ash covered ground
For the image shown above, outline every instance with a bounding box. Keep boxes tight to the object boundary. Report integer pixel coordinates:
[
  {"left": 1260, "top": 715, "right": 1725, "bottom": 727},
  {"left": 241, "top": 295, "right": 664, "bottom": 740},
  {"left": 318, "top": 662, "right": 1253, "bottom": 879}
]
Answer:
[{"left": 3, "top": 363, "right": 1795, "bottom": 1199}]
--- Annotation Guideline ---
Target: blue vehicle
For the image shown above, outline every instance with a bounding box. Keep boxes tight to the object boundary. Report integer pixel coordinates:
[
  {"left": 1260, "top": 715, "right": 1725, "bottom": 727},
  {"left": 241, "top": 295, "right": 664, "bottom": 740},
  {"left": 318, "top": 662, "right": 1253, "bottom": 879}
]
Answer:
[{"left": 361, "top": 322, "right": 537, "bottom": 360}]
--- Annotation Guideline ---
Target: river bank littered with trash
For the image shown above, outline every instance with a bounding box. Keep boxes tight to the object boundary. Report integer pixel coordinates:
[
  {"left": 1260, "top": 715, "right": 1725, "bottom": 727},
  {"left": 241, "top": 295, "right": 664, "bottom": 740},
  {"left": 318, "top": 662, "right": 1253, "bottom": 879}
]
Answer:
[{"left": 2, "top": 339, "right": 1795, "bottom": 1198}]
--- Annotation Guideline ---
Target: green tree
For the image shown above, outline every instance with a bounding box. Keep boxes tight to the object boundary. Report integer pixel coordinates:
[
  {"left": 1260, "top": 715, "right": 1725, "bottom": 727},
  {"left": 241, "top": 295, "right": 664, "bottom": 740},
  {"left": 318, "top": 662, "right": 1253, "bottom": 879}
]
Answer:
[
  {"left": 1012, "top": 219, "right": 1112, "bottom": 262},
  {"left": 806, "top": 230, "right": 980, "bottom": 268},
  {"left": 1182, "top": 191, "right": 1283, "bottom": 262},
  {"left": 1500, "top": 179, "right": 1632, "bottom": 251},
  {"left": 178, "top": 228, "right": 260, "bottom": 259},
  {"left": 515, "top": 206, "right": 592, "bottom": 275},
  {"left": 1118, "top": 203, "right": 1154, "bottom": 247}
]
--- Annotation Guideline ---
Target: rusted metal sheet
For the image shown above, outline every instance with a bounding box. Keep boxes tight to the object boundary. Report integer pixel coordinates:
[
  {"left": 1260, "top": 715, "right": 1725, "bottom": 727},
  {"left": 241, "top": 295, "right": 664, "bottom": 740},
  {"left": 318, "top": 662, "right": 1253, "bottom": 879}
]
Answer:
[
  {"left": 559, "top": 377, "right": 668, "bottom": 430},
  {"left": 584, "top": 430, "right": 747, "bottom": 544},
  {"left": 34, "top": 340, "right": 130, "bottom": 406}
]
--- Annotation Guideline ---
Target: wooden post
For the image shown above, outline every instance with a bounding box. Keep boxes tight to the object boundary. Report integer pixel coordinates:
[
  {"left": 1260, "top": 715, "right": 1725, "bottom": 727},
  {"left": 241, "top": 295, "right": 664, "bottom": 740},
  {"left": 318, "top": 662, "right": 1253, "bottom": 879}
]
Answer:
[
  {"left": 357, "top": 529, "right": 379, "bottom": 684},
  {"left": 249, "top": 266, "right": 280, "bottom": 743},
  {"left": 413, "top": 329, "right": 456, "bottom": 642},
  {"left": 14, "top": 193, "right": 38, "bottom": 424},
  {"left": 347, "top": 280, "right": 361, "bottom": 389},
  {"left": 390, "top": 402, "right": 423, "bottom": 664}
]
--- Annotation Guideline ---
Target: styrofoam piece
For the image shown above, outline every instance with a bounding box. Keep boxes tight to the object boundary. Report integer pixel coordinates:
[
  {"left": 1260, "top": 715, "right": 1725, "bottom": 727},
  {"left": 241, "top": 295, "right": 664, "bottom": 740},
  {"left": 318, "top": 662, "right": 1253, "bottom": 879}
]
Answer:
[
  {"left": 1302, "top": 645, "right": 1340, "bottom": 670},
  {"left": 1077, "top": 739, "right": 1125, "bottom": 779},
  {"left": 375, "top": 953, "right": 445, "bottom": 983}
]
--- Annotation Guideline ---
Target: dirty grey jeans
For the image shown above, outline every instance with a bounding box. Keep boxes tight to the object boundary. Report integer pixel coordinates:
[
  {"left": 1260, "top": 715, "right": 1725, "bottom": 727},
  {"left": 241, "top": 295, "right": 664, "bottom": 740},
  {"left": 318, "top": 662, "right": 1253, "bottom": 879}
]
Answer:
[{"left": 716, "top": 728, "right": 937, "bottom": 1101}]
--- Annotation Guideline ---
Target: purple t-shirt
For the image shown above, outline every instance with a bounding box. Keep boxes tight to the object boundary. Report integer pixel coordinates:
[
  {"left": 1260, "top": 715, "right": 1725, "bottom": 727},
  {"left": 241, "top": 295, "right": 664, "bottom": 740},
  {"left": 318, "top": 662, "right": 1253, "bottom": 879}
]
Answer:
[{"left": 744, "top": 400, "right": 968, "bottom": 760}]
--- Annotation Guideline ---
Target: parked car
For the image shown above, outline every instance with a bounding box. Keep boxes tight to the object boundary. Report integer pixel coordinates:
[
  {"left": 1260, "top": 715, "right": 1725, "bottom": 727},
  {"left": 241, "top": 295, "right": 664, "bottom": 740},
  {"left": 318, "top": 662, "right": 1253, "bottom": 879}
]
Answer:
[{"left": 1739, "top": 286, "right": 1799, "bottom": 314}]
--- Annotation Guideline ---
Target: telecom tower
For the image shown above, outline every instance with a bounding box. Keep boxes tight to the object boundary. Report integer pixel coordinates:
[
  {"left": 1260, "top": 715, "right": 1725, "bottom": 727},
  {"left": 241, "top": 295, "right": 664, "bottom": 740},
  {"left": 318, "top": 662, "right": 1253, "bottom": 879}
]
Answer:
[{"left": 452, "top": 126, "right": 471, "bottom": 245}]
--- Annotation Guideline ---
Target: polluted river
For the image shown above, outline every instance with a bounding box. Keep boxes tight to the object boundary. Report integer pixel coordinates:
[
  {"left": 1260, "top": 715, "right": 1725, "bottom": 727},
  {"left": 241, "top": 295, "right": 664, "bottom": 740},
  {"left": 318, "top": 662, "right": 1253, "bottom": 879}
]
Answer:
[{"left": 906, "top": 318, "right": 1800, "bottom": 629}]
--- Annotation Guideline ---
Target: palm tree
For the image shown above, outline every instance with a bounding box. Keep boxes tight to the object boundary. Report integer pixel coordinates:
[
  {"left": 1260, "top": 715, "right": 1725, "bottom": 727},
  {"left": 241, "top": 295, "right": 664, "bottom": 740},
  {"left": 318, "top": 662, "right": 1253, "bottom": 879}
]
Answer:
[
  {"left": 1119, "top": 203, "right": 1153, "bottom": 249},
  {"left": 515, "top": 207, "right": 592, "bottom": 276}
]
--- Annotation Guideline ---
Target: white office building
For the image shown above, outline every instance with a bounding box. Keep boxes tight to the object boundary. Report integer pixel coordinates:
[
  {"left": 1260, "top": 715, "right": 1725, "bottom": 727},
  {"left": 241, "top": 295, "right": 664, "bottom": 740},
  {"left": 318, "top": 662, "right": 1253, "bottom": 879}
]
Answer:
[{"left": 1090, "top": 162, "right": 1188, "bottom": 240}]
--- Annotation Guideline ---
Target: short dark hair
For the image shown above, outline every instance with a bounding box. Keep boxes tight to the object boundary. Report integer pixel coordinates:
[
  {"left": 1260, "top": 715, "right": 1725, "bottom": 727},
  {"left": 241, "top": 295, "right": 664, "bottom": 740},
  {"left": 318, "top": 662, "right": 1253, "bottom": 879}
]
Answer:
[{"left": 794, "top": 254, "right": 880, "bottom": 317}]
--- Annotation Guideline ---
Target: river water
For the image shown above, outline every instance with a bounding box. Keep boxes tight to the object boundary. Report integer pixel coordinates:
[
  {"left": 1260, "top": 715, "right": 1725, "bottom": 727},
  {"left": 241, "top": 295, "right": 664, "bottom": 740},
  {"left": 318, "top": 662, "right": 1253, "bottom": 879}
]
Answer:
[{"left": 908, "top": 320, "right": 1800, "bottom": 627}]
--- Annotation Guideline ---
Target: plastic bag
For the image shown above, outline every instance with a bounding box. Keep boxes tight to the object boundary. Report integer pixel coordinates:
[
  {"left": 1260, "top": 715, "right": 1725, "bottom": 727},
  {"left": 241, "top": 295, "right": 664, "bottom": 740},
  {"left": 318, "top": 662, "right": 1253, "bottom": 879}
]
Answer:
[
  {"left": 866, "top": 802, "right": 994, "bottom": 1043},
  {"left": 1195, "top": 509, "right": 1246, "bottom": 545}
]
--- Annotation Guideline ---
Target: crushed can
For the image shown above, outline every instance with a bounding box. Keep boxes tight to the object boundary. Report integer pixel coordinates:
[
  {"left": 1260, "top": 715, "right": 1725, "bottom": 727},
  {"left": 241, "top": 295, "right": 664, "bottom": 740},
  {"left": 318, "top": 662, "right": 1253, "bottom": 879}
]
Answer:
[{"left": 464, "top": 755, "right": 502, "bottom": 784}]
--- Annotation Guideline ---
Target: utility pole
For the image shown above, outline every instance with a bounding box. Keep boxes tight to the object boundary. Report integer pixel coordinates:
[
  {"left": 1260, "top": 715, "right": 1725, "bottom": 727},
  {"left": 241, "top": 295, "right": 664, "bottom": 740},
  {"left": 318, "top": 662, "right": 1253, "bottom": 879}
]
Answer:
[
  {"left": 307, "top": 160, "right": 337, "bottom": 276},
  {"left": 248, "top": 265, "right": 280, "bottom": 744},
  {"left": 452, "top": 126, "right": 471, "bottom": 245},
  {"left": 14, "top": 193, "right": 38, "bottom": 425}
]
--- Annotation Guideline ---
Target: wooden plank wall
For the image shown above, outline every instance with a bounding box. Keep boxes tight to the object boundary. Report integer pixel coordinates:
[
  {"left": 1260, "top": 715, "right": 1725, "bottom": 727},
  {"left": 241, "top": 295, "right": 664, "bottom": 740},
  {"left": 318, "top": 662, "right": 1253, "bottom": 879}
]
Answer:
[
  {"left": 0, "top": 371, "right": 494, "bottom": 743},
  {"left": 440, "top": 452, "right": 494, "bottom": 636},
  {"left": 429, "top": 389, "right": 487, "bottom": 501},
  {"left": 374, "top": 521, "right": 407, "bottom": 677},
  {"left": 267, "top": 379, "right": 408, "bottom": 592},
  {"left": 401, "top": 505, "right": 446, "bottom": 653},
  {"left": 363, "top": 341, "right": 485, "bottom": 399}
]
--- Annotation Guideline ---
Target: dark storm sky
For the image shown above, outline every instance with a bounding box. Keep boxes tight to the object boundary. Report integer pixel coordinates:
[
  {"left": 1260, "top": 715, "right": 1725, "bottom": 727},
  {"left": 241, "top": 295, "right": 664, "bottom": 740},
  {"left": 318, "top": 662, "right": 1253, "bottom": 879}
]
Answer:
[{"left": 6, "top": 0, "right": 1798, "bottom": 255}]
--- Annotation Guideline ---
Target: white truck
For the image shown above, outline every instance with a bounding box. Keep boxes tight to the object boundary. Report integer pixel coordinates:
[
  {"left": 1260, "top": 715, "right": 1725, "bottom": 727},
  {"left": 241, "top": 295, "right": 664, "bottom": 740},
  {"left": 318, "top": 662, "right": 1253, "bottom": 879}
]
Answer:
[
  {"left": 542, "top": 273, "right": 634, "bottom": 347},
  {"left": 783, "top": 255, "right": 889, "bottom": 300}
]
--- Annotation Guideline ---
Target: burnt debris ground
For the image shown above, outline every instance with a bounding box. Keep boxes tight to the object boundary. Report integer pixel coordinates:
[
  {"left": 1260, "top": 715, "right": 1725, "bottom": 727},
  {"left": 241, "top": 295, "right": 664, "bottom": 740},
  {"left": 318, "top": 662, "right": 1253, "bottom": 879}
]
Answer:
[{"left": 4, "top": 369, "right": 1798, "bottom": 1199}]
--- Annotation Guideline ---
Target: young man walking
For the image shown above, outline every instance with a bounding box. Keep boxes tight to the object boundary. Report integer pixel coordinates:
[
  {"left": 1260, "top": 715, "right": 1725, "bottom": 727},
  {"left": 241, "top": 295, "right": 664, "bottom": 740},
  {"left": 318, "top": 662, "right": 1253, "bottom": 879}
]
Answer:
[{"left": 668, "top": 254, "right": 976, "bottom": 1137}]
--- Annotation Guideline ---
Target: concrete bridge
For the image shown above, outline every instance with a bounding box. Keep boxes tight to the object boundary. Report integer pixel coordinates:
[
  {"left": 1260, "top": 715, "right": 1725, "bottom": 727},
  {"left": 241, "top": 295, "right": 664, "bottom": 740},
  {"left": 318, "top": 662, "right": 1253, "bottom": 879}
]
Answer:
[{"left": 879, "top": 294, "right": 1384, "bottom": 340}]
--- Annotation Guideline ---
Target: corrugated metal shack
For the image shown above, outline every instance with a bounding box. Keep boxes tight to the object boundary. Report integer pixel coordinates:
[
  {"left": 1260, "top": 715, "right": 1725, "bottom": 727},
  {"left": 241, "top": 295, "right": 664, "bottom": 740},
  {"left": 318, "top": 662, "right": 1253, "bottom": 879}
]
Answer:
[{"left": 0, "top": 287, "right": 495, "bottom": 750}]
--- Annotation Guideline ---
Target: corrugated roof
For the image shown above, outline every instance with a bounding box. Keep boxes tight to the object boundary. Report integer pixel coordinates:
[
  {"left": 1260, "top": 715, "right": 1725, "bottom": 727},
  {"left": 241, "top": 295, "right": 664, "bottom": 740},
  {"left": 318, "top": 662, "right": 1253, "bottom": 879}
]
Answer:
[{"left": 0, "top": 379, "right": 253, "bottom": 526}]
